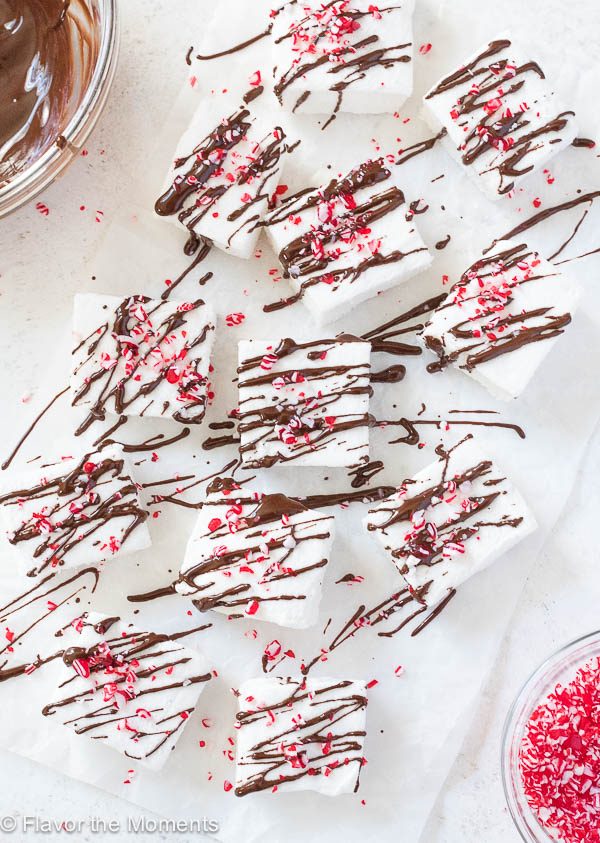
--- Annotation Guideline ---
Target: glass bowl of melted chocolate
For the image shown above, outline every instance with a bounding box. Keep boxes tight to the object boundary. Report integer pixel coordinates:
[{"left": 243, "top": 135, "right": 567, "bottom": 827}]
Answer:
[{"left": 0, "top": 0, "right": 119, "bottom": 217}]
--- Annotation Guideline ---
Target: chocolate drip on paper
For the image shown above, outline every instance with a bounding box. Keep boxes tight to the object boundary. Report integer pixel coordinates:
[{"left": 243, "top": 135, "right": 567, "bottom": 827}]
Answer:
[
  {"left": 362, "top": 293, "right": 446, "bottom": 357},
  {"left": 299, "top": 486, "right": 395, "bottom": 510},
  {"left": 2, "top": 386, "right": 69, "bottom": 471},
  {"left": 572, "top": 137, "right": 596, "bottom": 149},
  {"left": 195, "top": 25, "right": 272, "bottom": 61},
  {"left": 161, "top": 236, "right": 212, "bottom": 302},
  {"left": 374, "top": 414, "right": 526, "bottom": 446},
  {"left": 486, "top": 190, "right": 600, "bottom": 259},
  {"left": 396, "top": 130, "right": 446, "bottom": 167},
  {"left": 103, "top": 427, "right": 191, "bottom": 454},
  {"left": 349, "top": 460, "right": 384, "bottom": 488},
  {"left": 298, "top": 586, "right": 455, "bottom": 675}
]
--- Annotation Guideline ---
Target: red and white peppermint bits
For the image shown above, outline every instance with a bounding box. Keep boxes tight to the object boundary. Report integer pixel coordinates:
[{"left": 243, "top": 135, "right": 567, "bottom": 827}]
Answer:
[{"left": 520, "top": 656, "right": 600, "bottom": 843}]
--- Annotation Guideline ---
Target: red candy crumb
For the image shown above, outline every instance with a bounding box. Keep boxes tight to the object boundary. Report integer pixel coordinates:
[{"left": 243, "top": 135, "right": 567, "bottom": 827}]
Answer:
[
  {"left": 520, "top": 656, "right": 600, "bottom": 842},
  {"left": 419, "top": 43, "right": 432, "bottom": 55}
]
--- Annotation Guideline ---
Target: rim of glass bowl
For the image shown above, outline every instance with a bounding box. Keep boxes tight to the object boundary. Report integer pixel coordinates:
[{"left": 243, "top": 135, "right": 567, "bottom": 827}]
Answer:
[
  {"left": 501, "top": 629, "right": 600, "bottom": 843},
  {"left": 0, "top": 0, "right": 120, "bottom": 219}
]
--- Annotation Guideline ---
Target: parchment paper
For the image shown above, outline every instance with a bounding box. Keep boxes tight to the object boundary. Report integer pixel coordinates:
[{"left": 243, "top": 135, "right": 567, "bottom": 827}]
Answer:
[{"left": 1, "top": 1, "right": 600, "bottom": 841}]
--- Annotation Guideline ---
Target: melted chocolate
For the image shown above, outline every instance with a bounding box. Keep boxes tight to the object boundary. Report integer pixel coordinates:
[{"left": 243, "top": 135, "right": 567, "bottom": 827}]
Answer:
[{"left": 0, "top": 0, "right": 99, "bottom": 183}]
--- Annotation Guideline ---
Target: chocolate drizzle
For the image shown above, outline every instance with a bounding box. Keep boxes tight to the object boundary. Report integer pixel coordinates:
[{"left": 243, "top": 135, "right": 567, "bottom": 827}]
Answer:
[
  {"left": 175, "top": 489, "right": 333, "bottom": 619},
  {"left": 238, "top": 335, "right": 371, "bottom": 469},
  {"left": 42, "top": 613, "right": 212, "bottom": 762},
  {"left": 487, "top": 190, "right": 600, "bottom": 258},
  {"left": 0, "top": 450, "right": 149, "bottom": 577},
  {"left": 273, "top": 2, "right": 410, "bottom": 130},
  {"left": 298, "top": 586, "right": 457, "bottom": 675},
  {"left": 426, "top": 39, "right": 576, "bottom": 195},
  {"left": 263, "top": 158, "right": 428, "bottom": 314},
  {"left": 235, "top": 677, "right": 367, "bottom": 796},
  {"left": 71, "top": 295, "right": 215, "bottom": 432},
  {"left": 161, "top": 236, "right": 212, "bottom": 302},
  {"left": 195, "top": 25, "right": 272, "bottom": 61},
  {"left": 423, "top": 242, "right": 573, "bottom": 374},
  {"left": 155, "top": 89, "right": 294, "bottom": 249},
  {"left": 374, "top": 414, "right": 526, "bottom": 446},
  {"left": 2, "top": 385, "right": 69, "bottom": 471}
]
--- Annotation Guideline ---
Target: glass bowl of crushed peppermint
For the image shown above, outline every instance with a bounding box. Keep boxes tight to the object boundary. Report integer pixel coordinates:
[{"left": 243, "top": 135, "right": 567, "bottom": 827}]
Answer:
[{"left": 502, "top": 631, "right": 600, "bottom": 843}]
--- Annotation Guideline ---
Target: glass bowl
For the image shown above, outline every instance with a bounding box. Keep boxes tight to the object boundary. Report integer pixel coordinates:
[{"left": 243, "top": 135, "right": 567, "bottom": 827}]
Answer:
[
  {"left": 502, "top": 630, "right": 600, "bottom": 843},
  {"left": 0, "top": 0, "right": 119, "bottom": 219}
]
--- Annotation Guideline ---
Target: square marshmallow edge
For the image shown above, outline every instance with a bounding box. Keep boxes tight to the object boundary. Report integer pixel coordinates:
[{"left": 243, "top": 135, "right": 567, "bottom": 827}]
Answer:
[
  {"left": 235, "top": 676, "right": 368, "bottom": 796},
  {"left": 176, "top": 485, "right": 335, "bottom": 629},
  {"left": 421, "top": 239, "right": 581, "bottom": 400},
  {"left": 0, "top": 445, "right": 151, "bottom": 578},
  {"left": 155, "top": 96, "right": 292, "bottom": 259},
  {"left": 272, "top": 0, "right": 415, "bottom": 115},
  {"left": 237, "top": 336, "right": 371, "bottom": 468},
  {"left": 364, "top": 434, "right": 537, "bottom": 606},
  {"left": 42, "top": 611, "right": 211, "bottom": 771},
  {"left": 264, "top": 158, "right": 432, "bottom": 325},
  {"left": 71, "top": 293, "right": 216, "bottom": 425},
  {"left": 422, "top": 36, "right": 578, "bottom": 200}
]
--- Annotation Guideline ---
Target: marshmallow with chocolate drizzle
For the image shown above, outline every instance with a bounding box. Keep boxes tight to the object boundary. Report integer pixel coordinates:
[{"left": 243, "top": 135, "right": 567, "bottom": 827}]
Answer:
[
  {"left": 176, "top": 480, "right": 335, "bottom": 628},
  {"left": 235, "top": 675, "right": 368, "bottom": 796},
  {"left": 272, "top": 0, "right": 414, "bottom": 124},
  {"left": 364, "top": 434, "right": 537, "bottom": 606},
  {"left": 422, "top": 38, "right": 577, "bottom": 199},
  {"left": 421, "top": 239, "right": 579, "bottom": 400},
  {"left": 262, "top": 157, "right": 432, "bottom": 324},
  {"left": 0, "top": 445, "right": 151, "bottom": 578},
  {"left": 155, "top": 88, "right": 294, "bottom": 259},
  {"left": 237, "top": 335, "right": 371, "bottom": 468},
  {"left": 42, "top": 612, "right": 212, "bottom": 770},
  {"left": 71, "top": 293, "right": 216, "bottom": 430}
]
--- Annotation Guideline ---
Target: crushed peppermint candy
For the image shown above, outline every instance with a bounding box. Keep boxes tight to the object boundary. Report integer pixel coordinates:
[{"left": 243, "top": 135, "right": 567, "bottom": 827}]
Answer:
[{"left": 520, "top": 655, "right": 600, "bottom": 843}]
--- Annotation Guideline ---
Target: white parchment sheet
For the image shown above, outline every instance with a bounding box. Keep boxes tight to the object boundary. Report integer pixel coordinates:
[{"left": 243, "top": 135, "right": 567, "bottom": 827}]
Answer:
[{"left": 1, "top": 1, "right": 600, "bottom": 841}]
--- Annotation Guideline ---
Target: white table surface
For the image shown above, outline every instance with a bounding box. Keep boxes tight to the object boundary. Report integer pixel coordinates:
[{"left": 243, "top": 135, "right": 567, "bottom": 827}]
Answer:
[{"left": 0, "top": 1, "right": 597, "bottom": 840}]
